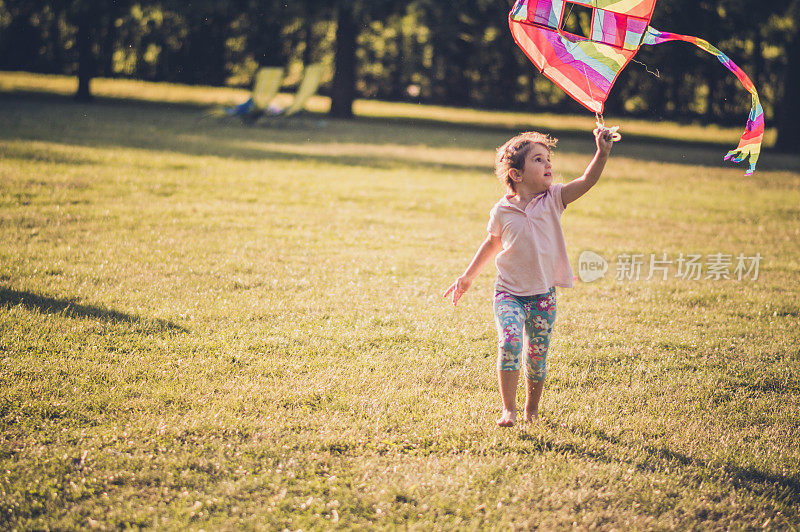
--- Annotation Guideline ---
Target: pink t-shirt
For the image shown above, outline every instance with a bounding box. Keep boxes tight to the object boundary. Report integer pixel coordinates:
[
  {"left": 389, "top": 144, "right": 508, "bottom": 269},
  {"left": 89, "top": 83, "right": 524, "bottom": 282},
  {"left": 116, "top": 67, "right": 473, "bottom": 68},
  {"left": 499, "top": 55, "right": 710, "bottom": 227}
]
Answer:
[{"left": 487, "top": 183, "right": 574, "bottom": 296}]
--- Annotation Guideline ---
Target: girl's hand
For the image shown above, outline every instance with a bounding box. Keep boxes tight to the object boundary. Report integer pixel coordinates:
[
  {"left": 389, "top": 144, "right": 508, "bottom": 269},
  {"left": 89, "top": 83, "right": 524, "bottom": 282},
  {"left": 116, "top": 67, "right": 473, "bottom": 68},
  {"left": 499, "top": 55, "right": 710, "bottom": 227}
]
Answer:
[
  {"left": 442, "top": 276, "right": 472, "bottom": 306},
  {"left": 594, "top": 127, "right": 614, "bottom": 155}
]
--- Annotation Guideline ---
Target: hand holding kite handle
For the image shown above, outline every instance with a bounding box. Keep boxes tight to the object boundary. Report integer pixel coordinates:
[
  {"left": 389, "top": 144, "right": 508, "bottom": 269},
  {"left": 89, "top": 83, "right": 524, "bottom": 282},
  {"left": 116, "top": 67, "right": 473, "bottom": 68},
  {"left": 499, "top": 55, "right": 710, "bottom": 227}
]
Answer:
[{"left": 593, "top": 120, "right": 621, "bottom": 142}]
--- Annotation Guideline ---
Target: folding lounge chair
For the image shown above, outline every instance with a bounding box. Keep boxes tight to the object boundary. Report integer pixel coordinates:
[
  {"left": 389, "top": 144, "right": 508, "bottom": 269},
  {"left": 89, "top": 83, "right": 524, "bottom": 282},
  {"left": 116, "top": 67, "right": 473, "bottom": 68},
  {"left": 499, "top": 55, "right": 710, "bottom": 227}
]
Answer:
[
  {"left": 225, "top": 66, "right": 283, "bottom": 120},
  {"left": 270, "top": 63, "right": 324, "bottom": 118}
]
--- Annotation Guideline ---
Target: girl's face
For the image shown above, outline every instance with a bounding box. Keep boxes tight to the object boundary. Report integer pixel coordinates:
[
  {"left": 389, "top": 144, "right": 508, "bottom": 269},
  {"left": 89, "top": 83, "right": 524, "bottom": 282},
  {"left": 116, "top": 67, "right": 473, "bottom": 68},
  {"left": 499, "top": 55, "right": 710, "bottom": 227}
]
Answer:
[{"left": 513, "top": 143, "right": 552, "bottom": 192}]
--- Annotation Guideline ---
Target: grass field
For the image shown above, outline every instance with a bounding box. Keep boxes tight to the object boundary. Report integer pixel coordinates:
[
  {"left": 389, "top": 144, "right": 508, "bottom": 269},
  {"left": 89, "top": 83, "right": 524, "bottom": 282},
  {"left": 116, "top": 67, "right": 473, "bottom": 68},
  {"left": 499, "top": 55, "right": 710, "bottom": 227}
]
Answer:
[{"left": 1, "top": 72, "right": 800, "bottom": 530}]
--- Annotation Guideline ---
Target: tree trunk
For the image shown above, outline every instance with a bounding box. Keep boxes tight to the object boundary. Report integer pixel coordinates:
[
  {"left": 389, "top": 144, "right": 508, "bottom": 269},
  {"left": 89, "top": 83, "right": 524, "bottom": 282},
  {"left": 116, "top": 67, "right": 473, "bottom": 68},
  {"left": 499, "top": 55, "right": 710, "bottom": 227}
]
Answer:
[
  {"left": 101, "top": 3, "right": 120, "bottom": 77},
  {"left": 752, "top": 31, "right": 763, "bottom": 90},
  {"left": 302, "top": 7, "right": 315, "bottom": 66},
  {"left": 251, "top": 7, "right": 286, "bottom": 68},
  {"left": 329, "top": 1, "right": 357, "bottom": 119},
  {"left": 50, "top": 4, "right": 64, "bottom": 74},
  {"left": 705, "top": 64, "right": 720, "bottom": 119},
  {"left": 75, "top": 12, "right": 95, "bottom": 102},
  {"left": 776, "top": 6, "right": 800, "bottom": 150},
  {"left": 529, "top": 71, "right": 539, "bottom": 110},
  {"left": 389, "top": 23, "right": 405, "bottom": 101},
  {"left": 603, "top": 76, "right": 625, "bottom": 115}
]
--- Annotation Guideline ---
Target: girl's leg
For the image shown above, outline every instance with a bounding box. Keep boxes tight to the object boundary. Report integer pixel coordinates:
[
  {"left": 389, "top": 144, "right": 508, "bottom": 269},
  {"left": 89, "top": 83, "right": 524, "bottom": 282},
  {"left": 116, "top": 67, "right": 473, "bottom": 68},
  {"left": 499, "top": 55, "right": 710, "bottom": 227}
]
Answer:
[
  {"left": 494, "top": 291, "right": 526, "bottom": 427},
  {"left": 497, "top": 369, "right": 519, "bottom": 427},
  {"left": 524, "top": 379, "right": 545, "bottom": 422},
  {"left": 522, "top": 288, "right": 557, "bottom": 422}
]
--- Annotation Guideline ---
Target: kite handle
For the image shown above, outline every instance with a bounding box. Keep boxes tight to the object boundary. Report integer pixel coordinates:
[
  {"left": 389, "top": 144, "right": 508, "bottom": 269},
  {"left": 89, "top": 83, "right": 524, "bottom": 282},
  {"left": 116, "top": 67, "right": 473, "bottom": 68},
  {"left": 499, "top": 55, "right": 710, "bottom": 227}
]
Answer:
[{"left": 594, "top": 114, "right": 621, "bottom": 142}]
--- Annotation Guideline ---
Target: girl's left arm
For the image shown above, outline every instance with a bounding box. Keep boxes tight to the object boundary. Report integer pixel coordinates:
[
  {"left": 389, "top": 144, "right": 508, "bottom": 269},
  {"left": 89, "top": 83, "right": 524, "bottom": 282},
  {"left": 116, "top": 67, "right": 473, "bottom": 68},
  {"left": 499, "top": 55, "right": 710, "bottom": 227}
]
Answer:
[{"left": 561, "top": 129, "right": 614, "bottom": 206}]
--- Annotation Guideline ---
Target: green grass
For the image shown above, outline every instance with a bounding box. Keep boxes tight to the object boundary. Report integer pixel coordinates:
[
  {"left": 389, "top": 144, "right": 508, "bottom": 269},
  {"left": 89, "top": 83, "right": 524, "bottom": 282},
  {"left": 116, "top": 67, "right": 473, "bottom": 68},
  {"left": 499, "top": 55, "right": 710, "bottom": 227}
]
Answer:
[{"left": 1, "top": 72, "right": 799, "bottom": 529}]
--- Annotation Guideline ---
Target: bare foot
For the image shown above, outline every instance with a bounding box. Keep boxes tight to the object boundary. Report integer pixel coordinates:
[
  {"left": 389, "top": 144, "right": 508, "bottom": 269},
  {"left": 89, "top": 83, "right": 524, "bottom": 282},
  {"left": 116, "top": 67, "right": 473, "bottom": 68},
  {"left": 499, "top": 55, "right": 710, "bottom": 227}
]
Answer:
[
  {"left": 496, "top": 410, "right": 517, "bottom": 427},
  {"left": 523, "top": 410, "right": 539, "bottom": 423}
]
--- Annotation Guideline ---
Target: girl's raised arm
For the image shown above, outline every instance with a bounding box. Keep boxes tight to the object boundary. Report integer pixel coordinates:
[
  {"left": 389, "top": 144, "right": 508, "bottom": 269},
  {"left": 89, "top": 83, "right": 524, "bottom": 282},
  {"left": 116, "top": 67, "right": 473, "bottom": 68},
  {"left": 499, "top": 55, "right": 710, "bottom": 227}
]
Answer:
[
  {"left": 443, "top": 234, "right": 503, "bottom": 306},
  {"left": 561, "top": 129, "right": 614, "bottom": 206}
]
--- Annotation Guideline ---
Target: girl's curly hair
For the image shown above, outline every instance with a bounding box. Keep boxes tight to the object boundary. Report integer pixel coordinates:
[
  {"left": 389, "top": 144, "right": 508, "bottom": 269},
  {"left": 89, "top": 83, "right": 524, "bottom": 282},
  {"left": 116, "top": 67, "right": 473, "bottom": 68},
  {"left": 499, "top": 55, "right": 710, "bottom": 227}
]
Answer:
[{"left": 495, "top": 132, "right": 557, "bottom": 192}]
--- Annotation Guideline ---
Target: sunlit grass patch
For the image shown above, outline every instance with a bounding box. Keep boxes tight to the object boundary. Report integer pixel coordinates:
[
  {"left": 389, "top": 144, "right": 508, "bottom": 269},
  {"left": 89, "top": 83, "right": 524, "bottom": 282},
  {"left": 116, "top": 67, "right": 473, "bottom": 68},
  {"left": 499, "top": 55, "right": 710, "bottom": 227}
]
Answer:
[{"left": 1, "top": 78, "right": 799, "bottom": 529}]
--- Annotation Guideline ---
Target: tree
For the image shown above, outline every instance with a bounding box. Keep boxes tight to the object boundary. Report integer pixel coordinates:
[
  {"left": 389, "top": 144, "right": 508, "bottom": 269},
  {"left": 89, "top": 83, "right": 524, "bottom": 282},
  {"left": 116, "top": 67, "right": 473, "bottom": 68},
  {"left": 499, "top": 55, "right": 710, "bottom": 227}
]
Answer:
[
  {"left": 329, "top": 1, "right": 357, "bottom": 118},
  {"left": 0, "top": 0, "right": 53, "bottom": 72},
  {"left": 236, "top": 0, "right": 294, "bottom": 68},
  {"left": 328, "top": 0, "right": 401, "bottom": 119},
  {"left": 73, "top": 2, "right": 100, "bottom": 101},
  {"left": 776, "top": 1, "right": 800, "bottom": 150},
  {"left": 68, "top": 0, "right": 133, "bottom": 101},
  {"left": 0, "top": 0, "right": 791, "bottom": 127}
]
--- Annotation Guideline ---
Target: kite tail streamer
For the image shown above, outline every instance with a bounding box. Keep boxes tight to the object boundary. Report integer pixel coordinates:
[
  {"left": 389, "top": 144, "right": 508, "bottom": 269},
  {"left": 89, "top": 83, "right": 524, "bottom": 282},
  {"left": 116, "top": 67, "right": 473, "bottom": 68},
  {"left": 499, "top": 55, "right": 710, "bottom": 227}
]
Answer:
[{"left": 643, "top": 27, "right": 764, "bottom": 176}]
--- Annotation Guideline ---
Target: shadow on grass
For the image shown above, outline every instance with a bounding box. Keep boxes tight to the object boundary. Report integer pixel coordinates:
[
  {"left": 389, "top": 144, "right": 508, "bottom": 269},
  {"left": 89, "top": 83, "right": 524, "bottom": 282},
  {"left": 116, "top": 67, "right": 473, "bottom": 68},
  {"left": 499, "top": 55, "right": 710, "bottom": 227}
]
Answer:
[
  {"left": 516, "top": 424, "right": 800, "bottom": 506},
  {"left": 1, "top": 135, "right": 494, "bottom": 175},
  {"left": 3, "top": 91, "right": 799, "bottom": 174},
  {"left": 0, "top": 90, "right": 764, "bottom": 148},
  {"left": 0, "top": 287, "right": 187, "bottom": 333}
]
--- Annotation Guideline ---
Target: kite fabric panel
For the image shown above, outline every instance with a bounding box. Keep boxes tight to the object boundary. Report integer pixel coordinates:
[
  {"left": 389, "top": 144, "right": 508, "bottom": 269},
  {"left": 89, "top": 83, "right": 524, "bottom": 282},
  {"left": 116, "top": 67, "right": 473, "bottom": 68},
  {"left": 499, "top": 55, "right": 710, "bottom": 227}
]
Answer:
[
  {"left": 509, "top": 0, "right": 656, "bottom": 113},
  {"left": 508, "top": 0, "right": 764, "bottom": 175},
  {"left": 591, "top": 0, "right": 656, "bottom": 18}
]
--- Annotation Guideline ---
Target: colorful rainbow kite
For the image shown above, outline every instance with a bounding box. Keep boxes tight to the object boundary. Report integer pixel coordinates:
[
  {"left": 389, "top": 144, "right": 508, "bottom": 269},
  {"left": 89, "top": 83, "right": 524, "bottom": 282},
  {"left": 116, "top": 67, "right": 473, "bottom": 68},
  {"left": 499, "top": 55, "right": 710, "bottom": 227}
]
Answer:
[{"left": 509, "top": 0, "right": 764, "bottom": 175}]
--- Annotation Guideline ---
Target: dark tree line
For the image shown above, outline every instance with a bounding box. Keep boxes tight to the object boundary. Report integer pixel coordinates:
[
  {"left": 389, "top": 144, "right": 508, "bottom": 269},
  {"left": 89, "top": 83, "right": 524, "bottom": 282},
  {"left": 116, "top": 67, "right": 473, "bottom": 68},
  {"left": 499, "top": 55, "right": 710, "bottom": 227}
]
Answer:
[{"left": 0, "top": 0, "right": 798, "bottom": 147}]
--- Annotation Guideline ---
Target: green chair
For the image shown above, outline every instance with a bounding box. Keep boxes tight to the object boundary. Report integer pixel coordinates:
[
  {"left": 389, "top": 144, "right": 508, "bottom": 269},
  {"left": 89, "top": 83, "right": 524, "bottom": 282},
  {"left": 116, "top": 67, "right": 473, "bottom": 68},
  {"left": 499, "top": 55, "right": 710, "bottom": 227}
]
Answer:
[
  {"left": 222, "top": 64, "right": 324, "bottom": 125},
  {"left": 251, "top": 66, "right": 284, "bottom": 110},
  {"left": 272, "top": 63, "right": 324, "bottom": 117},
  {"left": 224, "top": 66, "right": 284, "bottom": 120}
]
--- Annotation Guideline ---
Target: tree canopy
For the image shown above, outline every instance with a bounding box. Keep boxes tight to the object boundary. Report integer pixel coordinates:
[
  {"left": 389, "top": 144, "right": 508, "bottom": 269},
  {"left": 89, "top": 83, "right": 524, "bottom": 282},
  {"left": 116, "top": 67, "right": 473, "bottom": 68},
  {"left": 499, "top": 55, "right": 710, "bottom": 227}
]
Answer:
[{"left": 0, "top": 0, "right": 796, "bottom": 146}]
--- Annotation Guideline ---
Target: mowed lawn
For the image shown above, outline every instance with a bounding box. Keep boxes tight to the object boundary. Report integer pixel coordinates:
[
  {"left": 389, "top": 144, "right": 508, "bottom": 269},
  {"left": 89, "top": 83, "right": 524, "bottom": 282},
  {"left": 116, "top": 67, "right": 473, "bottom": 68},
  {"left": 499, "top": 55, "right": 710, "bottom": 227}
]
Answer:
[{"left": 1, "top": 74, "right": 800, "bottom": 529}]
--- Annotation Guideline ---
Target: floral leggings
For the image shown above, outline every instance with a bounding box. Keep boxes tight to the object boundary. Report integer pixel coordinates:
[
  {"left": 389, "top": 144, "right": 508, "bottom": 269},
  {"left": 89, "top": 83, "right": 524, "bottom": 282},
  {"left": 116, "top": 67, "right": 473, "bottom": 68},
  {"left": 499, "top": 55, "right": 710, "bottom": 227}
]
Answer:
[{"left": 494, "top": 287, "right": 557, "bottom": 381}]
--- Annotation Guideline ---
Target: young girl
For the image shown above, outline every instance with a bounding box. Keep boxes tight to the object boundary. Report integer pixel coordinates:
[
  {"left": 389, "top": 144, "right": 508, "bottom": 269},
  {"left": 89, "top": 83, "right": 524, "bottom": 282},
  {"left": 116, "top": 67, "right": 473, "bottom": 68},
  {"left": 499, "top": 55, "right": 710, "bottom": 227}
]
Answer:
[{"left": 444, "top": 129, "right": 614, "bottom": 427}]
